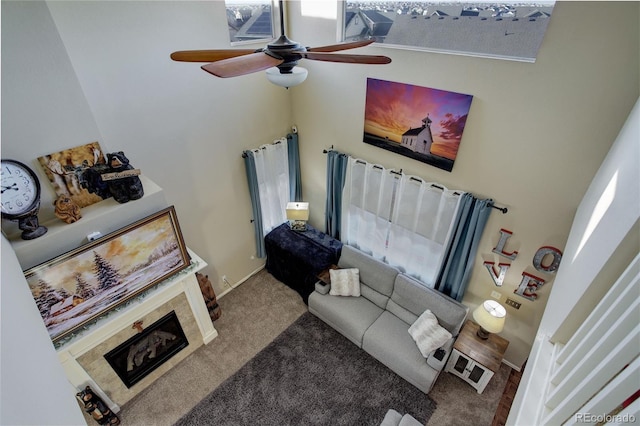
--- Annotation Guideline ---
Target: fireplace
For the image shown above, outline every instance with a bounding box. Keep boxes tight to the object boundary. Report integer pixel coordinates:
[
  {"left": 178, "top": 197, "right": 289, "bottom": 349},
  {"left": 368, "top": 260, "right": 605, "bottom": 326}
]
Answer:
[{"left": 104, "top": 311, "right": 188, "bottom": 388}]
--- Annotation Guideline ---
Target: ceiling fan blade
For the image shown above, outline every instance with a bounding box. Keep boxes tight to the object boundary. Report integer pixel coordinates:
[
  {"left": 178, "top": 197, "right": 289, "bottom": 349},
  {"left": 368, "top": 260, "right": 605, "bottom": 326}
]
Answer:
[
  {"left": 307, "top": 40, "right": 374, "bottom": 53},
  {"left": 303, "top": 52, "right": 391, "bottom": 65},
  {"left": 201, "top": 52, "right": 284, "bottom": 78},
  {"left": 171, "top": 49, "right": 257, "bottom": 62}
]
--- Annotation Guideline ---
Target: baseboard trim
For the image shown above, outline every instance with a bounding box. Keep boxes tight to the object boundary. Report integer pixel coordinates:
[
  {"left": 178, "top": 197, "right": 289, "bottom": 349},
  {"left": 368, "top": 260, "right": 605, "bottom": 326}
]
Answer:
[
  {"left": 502, "top": 359, "right": 521, "bottom": 372},
  {"left": 217, "top": 265, "right": 266, "bottom": 299}
]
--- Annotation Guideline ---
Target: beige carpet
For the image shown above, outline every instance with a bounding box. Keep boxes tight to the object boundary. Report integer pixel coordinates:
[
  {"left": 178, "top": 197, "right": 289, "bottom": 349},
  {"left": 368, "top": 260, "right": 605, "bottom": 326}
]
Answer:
[{"left": 113, "top": 269, "right": 509, "bottom": 425}]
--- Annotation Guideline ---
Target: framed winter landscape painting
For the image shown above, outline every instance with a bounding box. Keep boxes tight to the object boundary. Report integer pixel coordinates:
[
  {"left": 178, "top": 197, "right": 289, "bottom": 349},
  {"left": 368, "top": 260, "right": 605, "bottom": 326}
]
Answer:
[
  {"left": 363, "top": 78, "right": 473, "bottom": 172},
  {"left": 24, "top": 206, "right": 190, "bottom": 343}
]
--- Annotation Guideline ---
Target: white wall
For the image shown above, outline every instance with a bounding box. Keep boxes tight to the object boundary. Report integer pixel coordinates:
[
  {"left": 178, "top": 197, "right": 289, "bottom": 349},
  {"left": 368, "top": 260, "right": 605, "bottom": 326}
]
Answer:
[
  {"left": 287, "top": 0, "right": 639, "bottom": 367},
  {"left": 508, "top": 98, "right": 639, "bottom": 425},
  {"left": 1, "top": 237, "right": 87, "bottom": 425},
  {"left": 541, "top": 98, "right": 640, "bottom": 341},
  {"left": 1, "top": 0, "right": 103, "bottom": 192},
  {"left": 2, "top": 1, "right": 293, "bottom": 296}
]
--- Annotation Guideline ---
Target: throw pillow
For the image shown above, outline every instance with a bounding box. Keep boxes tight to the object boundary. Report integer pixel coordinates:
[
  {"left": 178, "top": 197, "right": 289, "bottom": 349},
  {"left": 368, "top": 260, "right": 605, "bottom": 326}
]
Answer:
[
  {"left": 408, "top": 309, "right": 452, "bottom": 358},
  {"left": 329, "top": 268, "right": 361, "bottom": 297}
]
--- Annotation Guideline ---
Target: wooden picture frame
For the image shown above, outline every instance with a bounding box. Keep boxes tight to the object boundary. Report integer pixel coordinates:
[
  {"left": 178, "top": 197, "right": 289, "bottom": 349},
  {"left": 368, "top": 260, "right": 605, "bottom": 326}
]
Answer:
[{"left": 24, "top": 206, "right": 190, "bottom": 343}]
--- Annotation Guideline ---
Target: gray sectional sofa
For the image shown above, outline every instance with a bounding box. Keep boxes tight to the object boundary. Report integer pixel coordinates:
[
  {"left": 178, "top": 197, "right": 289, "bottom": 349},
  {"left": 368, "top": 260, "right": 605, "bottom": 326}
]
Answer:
[{"left": 308, "top": 245, "right": 468, "bottom": 394}]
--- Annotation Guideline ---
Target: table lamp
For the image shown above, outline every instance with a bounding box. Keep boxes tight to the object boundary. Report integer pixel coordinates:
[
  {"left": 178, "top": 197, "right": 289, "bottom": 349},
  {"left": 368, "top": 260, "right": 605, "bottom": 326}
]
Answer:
[
  {"left": 286, "top": 202, "right": 309, "bottom": 231},
  {"left": 472, "top": 300, "right": 506, "bottom": 339}
]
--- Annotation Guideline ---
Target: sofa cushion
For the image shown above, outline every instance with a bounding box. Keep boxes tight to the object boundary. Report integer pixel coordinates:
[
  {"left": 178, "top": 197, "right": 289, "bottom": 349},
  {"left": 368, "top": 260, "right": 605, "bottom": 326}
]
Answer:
[
  {"left": 408, "top": 310, "right": 452, "bottom": 358},
  {"left": 399, "top": 414, "right": 423, "bottom": 426},
  {"left": 362, "top": 311, "right": 438, "bottom": 394},
  {"left": 338, "top": 245, "right": 398, "bottom": 308},
  {"left": 308, "top": 290, "right": 384, "bottom": 347},
  {"left": 380, "top": 409, "right": 403, "bottom": 426},
  {"left": 387, "top": 274, "right": 468, "bottom": 335},
  {"left": 329, "top": 268, "right": 360, "bottom": 297},
  {"left": 380, "top": 409, "right": 423, "bottom": 426}
]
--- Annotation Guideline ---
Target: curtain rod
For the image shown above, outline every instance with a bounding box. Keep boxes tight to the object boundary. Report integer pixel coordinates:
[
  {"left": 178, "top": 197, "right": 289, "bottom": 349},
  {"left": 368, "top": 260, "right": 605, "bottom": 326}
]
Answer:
[
  {"left": 490, "top": 204, "right": 508, "bottom": 214},
  {"left": 323, "top": 147, "right": 509, "bottom": 214},
  {"left": 242, "top": 138, "right": 284, "bottom": 158}
]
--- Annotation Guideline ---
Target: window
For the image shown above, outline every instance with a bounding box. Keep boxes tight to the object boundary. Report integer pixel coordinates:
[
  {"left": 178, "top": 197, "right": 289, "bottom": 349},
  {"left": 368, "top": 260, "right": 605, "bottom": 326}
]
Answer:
[
  {"left": 340, "top": 0, "right": 556, "bottom": 62},
  {"left": 225, "top": 0, "right": 278, "bottom": 46}
]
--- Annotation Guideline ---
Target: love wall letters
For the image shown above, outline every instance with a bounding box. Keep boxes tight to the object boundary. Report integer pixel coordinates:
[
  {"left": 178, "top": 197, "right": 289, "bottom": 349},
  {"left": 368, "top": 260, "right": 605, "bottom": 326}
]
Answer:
[{"left": 484, "top": 229, "right": 563, "bottom": 301}]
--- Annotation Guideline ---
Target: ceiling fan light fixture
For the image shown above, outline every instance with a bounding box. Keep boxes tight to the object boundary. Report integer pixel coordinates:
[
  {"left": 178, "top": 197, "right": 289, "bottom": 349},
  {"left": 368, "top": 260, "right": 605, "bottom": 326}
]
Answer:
[{"left": 266, "top": 66, "right": 308, "bottom": 89}]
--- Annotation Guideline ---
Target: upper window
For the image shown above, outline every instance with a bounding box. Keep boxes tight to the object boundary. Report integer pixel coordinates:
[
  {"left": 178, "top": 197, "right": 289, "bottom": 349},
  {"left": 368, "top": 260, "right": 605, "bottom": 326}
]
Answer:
[
  {"left": 225, "top": 0, "right": 278, "bottom": 45},
  {"left": 340, "top": 1, "right": 555, "bottom": 62}
]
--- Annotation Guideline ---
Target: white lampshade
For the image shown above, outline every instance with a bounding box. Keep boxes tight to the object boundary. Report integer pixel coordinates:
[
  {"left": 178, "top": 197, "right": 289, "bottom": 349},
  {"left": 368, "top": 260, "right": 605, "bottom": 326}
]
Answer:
[
  {"left": 472, "top": 300, "right": 506, "bottom": 336},
  {"left": 286, "top": 202, "right": 309, "bottom": 221},
  {"left": 266, "top": 67, "right": 308, "bottom": 88}
]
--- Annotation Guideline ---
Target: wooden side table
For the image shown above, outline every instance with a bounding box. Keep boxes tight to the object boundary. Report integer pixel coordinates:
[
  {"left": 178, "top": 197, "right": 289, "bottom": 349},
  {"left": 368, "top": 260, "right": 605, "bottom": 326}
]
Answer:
[{"left": 445, "top": 320, "right": 509, "bottom": 393}]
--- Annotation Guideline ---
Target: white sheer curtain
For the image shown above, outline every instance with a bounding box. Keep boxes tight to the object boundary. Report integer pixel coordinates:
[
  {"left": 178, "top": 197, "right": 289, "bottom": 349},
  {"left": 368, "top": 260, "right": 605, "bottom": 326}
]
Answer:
[
  {"left": 386, "top": 176, "right": 462, "bottom": 287},
  {"left": 341, "top": 158, "right": 397, "bottom": 260},
  {"left": 252, "top": 138, "right": 290, "bottom": 236},
  {"left": 341, "top": 158, "right": 463, "bottom": 288}
]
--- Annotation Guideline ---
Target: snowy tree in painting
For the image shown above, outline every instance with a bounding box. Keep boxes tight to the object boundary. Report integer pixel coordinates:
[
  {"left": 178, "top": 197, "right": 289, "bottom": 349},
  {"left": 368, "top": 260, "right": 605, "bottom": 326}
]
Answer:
[
  {"left": 58, "top": 287, "right": 71, "bottom": 300},
  {"left": 34, "top": 279, "right": 61, "bottom": 317},
  {"left": 74, "top": 273, "right": 95, "bottom": 300},
  {"left": 93, "top": 251, "right": 122, "bottom": 290}
]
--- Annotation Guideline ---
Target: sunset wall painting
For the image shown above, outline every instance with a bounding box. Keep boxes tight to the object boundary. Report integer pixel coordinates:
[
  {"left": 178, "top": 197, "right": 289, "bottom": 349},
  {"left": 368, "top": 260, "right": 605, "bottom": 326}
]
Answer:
[{"left": 363, "top": 78, "right": 473, "bottom": 172}]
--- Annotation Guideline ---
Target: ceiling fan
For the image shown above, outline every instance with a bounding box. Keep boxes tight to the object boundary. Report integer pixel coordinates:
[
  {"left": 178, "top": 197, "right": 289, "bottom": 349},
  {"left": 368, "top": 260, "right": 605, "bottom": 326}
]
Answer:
[{"left": 170, "top": 0, "right": 391, "bottom": 87}]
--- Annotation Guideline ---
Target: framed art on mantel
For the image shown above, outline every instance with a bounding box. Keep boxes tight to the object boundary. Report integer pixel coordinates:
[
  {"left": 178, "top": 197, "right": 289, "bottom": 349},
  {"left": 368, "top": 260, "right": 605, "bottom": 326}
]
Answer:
[
  {"left": 37, "top": 141, "right": 110, "bottom": 208},
  {"left": 23, "top": 206, "right": 190, "bottom": 344},
  {"left": 363, "top": 78, "right": 473, "bottom": 172}
]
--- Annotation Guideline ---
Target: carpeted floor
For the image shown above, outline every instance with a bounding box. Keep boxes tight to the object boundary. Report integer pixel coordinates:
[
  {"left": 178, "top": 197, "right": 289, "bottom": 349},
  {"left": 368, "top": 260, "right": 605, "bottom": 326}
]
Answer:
[
  {"left": 174, "top": 312, "right": 436, "bottom": 425},
  {"left": 115, "top": 269, "right": 510, "bottom": 425}
]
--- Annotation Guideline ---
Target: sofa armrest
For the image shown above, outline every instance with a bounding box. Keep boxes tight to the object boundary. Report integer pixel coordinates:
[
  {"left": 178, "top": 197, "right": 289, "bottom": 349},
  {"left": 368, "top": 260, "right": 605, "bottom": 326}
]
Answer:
[
  {"left": 380, "top": 409, "right": 403, "bottom": 426},
  {"left": 315, "top": 280, "right": 331, "bottom": 295},
  {"left": 380, "top": 410, "right": 423, "bottom": 426},
  {"left": 426, "top": 336, "right": 455, "bottom": 371}
]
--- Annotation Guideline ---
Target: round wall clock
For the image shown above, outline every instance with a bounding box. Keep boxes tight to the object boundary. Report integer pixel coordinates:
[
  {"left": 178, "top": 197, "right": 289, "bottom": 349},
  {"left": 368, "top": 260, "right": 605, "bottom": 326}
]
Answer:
[{"left": 1, "top": 159, "right": 48, "bottom": 239}]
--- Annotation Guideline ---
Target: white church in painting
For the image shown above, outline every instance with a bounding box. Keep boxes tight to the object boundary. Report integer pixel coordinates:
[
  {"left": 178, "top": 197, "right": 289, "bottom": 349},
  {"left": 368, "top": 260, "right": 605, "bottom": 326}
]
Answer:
[{"left": 400, "top": 115, "right": 433, "bottom": 155}]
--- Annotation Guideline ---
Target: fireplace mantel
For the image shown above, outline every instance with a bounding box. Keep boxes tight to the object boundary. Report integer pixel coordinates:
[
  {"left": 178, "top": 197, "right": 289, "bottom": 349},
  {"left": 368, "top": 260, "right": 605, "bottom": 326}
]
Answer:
[
  {"left": 56, "top": 248, "right": 217, "bottom": 412},
  {"left": 4, "top": 177, "right": 216, "bottom": 412}
]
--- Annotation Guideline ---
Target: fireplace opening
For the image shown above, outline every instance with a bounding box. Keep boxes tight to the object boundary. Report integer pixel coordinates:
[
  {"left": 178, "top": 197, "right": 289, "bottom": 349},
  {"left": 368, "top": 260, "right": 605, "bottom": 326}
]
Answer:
[{"left": 104, "top": 311, "right": 188, "bottom": 388}]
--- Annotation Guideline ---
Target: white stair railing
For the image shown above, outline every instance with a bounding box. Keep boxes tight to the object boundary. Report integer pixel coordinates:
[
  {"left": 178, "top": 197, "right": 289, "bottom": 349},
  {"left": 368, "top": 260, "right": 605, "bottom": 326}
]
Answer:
[{"left": 542, "top": 253, "right": 639, "bottom": 425}]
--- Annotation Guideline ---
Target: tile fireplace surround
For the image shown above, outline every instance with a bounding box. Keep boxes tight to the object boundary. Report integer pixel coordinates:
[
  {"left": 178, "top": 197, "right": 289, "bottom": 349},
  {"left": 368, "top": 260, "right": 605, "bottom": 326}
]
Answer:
[{"left": 57, "top": 250, "right": 217, "bottom": 413}]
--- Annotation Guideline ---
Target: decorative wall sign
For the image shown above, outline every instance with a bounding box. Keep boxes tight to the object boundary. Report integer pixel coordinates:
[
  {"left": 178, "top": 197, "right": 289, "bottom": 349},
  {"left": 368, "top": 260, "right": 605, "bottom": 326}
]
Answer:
[
  {"left": 532, "top": 246, "right": 562, "bottom": 273},
  {"left": 485, "top": 228, "right": 563, "bottom": 302},
  {"left": 37, "top": 141, "right": 110, "bottom": 208},
  {"left": 514, "top": 272, "right": 547, "bottom": 301},
  {"left": 24, "top": 206, "right": 190, "bottom": 343},
  {"left": 492, "top": 228, "right": 519, "bottom": 260},
  {"left": 363, "top": 78, "right": 473, "bottom": 172},
  {"left": 483, "top": 261, "right": 510, "bottom": 287}
]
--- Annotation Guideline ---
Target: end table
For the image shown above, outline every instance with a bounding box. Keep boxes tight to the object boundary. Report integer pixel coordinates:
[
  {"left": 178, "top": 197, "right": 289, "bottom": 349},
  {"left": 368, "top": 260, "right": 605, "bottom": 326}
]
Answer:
[
  {"left": 264, "top": 223, "right": 342, "bottom": 303},
  {"left": 445, "top": 320, "right": 509, "bottom": 393}
]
